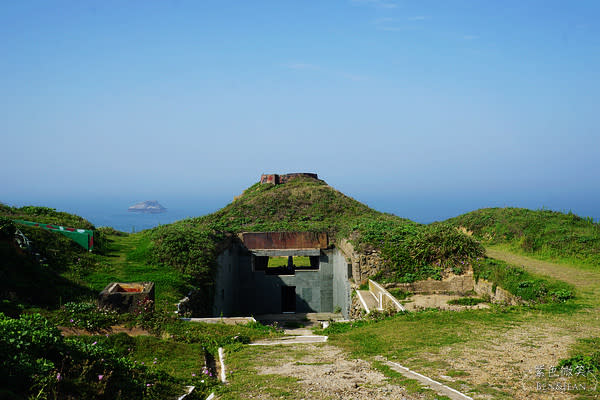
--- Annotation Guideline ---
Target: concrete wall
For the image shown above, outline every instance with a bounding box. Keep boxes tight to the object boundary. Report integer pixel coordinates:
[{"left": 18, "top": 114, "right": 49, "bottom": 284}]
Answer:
[
  {"left": 212, "top": 245, "right": 240, "bottom": 316},
  {"left": 332, "top": 249, "right": 352, "bottom": 317},
  {"left": 385, "top": 273, "right": 475, "bottom": 295},
  {"left": 213, "top": 245, "right": 351, "bottom": 318}
]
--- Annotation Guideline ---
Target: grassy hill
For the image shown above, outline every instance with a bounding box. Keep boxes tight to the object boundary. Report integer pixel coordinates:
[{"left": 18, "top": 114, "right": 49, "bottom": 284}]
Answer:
[
  {"left": 1, "top": 178, "right": 484, "bottom": 311},
  {"left": 147, "top": 176, "right": 484, "bottom": 289},
  {"left": 445, "top": 207, "right": 600, "bottom": 268}
]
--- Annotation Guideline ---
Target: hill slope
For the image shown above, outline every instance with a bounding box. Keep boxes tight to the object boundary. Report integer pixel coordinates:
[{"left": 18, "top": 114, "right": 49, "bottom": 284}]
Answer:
[
  {"left": 148, "top": 176, "right": 484, "bottom": 287},
  {"left": 445, "top": 207, "right": 600, "bottom": 267}
]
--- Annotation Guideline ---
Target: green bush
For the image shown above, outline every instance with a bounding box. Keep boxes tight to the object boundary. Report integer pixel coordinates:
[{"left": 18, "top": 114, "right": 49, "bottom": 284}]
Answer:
[
  {"left": 0, "top": 313, "right": 186, "bottom": 399},
  {"left": 149, "top": 225, "right": 224, "bottom": 286},
  {"left": 558, "top": 338, "right": 600, "bottom": 374},
  {"left": 354, "top": 219, "right": 485, "bottom": 281},
  {"left": 58, "top": 302, "right": 118, "bottom": 332},
  {"left": 0, "top": 216, "right": 16, "bottom": 239}
]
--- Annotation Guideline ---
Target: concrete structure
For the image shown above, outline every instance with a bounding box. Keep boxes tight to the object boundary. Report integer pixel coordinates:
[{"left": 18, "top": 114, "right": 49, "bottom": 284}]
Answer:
[
  {"left": 212, "top": 232, "right": 353, "bottom": 318},
  {"left": 98, "top": 282, "right": 155, "bottom": 313},
  {"left": 260, "top": 173, "right": 319, "bottom": 185}
]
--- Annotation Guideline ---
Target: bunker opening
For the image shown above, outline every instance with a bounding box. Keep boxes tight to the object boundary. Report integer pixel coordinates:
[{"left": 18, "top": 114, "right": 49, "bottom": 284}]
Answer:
[{"left": 209, "top": 232, "right": 353, "bottom": 319}]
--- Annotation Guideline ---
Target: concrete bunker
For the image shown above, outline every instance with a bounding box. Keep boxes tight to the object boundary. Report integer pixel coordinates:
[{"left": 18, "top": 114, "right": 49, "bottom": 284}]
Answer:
[{"left": 212, "top": 232, "right": 353, "bottom": 318}]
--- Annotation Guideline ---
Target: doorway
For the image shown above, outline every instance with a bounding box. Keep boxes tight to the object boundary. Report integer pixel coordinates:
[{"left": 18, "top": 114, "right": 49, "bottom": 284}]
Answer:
[{"left": 281, "top": 286, "right": 296, "bottom": 313}]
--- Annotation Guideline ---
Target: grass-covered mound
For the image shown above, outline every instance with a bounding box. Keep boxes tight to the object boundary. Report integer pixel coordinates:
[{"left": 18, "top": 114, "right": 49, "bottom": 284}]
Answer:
[
  {"left": 1, "top": 178, "right": 484, "bottom": 312},
  {"left": 147, "top": 177, "right": 484, "bottom": 290},
  {"left": 0, "top": 204, "right": 95, "bottom": 230},
  {"left": 446, "top": 207, "right": 600, "bottom": 267},
  {"left": 473, "top": 258, "right": 574, "bottom": 304}
]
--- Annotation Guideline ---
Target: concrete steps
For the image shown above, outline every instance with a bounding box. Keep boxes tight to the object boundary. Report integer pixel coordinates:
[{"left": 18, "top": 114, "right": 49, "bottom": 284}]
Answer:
[
  {"left": 356, "top": 280, "right": 406, "bottom": 314},
  {"left": 357, "top": 290, "right": 379, "bottom": 313}
]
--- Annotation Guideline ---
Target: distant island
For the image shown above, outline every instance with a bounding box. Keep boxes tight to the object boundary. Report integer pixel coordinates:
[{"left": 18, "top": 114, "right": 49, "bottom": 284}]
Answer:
[{"left": 127, "top": 200, "right": 167, "bottom": 213}]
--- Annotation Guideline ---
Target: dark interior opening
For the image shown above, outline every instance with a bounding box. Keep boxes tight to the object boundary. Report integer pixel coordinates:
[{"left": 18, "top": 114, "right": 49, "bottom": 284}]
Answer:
[
  {"left": 281, "top": 286, "right": 296, "bottom": 312},
  {"left": 254, "top": 256, "right": 268, "bottom": 271}
]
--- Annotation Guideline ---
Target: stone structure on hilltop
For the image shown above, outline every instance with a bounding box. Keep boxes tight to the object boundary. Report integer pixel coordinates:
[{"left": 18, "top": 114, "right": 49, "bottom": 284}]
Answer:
[{"left": 260, "top": 173, "right": 319, "bottom": 185}]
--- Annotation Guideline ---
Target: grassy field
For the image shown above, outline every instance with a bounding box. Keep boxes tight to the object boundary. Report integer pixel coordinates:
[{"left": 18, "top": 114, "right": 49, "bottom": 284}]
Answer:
[
  {"left": 267, "top": 256, "right": 311, "bottom": 267},
  {"left": 3, "top": 201, "right": 600, "bottom": 398},
  {"left": 79, "top": 233, "right": 191, "bottom": 304},
  {"left": 318, "top": 249, "right": 600, "bottom": 399}
]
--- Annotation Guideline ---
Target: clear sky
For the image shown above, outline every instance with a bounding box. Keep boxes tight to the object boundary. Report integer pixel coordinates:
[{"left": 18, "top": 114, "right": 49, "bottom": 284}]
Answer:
[{"left": 2, "top": 1, "right": 599, "bottom": 222}]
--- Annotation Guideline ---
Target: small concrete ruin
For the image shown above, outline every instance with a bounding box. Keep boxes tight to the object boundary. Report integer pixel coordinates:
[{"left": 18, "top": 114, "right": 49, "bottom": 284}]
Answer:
[
  {"left": 260, "top": 173, "right": 320, "bottom": 185},
  {"left": 98, "top": 282, "right": 155, "bottom": 313}
]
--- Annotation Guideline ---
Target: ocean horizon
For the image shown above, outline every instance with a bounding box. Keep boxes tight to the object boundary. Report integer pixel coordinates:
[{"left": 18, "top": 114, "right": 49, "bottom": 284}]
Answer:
[{"left": 4, "top": 193, "right": 600, "bottom": 234}]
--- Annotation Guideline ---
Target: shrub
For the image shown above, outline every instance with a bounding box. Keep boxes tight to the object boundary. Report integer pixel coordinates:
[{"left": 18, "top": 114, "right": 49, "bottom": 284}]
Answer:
[
  {"left": 58, "top": 302, "right": 118, "bottom": 332},
  {"left": 0, "top": 313, "right": 185, "bottom": 399}
]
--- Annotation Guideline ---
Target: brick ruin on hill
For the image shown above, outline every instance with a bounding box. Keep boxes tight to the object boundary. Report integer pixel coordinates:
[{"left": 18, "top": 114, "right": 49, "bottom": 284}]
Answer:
[{"left": 260, "top": 173, "right": 319, "bottom": 185}]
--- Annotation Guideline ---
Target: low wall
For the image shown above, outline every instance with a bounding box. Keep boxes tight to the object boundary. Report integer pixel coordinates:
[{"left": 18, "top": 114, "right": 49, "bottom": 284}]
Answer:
[
  {"left": 473, "top": 279, "right": 521, "bottom": 305},
  {"left": 385, "top": 274, "right": 521, "bottom": 305},
  {"left": 384, "top": 274, "right": 475, "bottom": 295}
]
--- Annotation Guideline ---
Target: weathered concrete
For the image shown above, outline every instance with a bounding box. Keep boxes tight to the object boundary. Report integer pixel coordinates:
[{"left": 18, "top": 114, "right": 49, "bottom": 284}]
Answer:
[
  {"left": 337, "top": 238, "right": 386, "bottom": 282},
  {"left": 213, "top": 244, "right": 352, "bottom": 318},
  {"left": 181, "top": 317, "right": 257, "bottom": 325},
  {"left": 250, "top": 249, "right": 321, "bottom": 257},
  {"left": 385, "top": 273, "right": 475, "bottom": 295},
  {"left": 260, "top": 173, "right": 319, "bottom": 185},
  {"left": 384, "top": 273, "right": 521, "bottom": 305},
  {"left": 356, "top": 290, "right": 377, "bottom": 314},
  {"left": 240, "top": 231, "right": 328, "bottom": 250},
  {"left": 98, "top": 282, "right": 154, "bottom": 313},
  {"left": 368, "top": 279, "right": 405, "bottom": 312},
  {"left": 474, "top": 278, "right": 522, "bottom": 305},
  {"left": 332, "top": 248, "right": 352, "bottom": 317},
  {"left": 381, "top": 358, "right": 474, "bottom": 400}
]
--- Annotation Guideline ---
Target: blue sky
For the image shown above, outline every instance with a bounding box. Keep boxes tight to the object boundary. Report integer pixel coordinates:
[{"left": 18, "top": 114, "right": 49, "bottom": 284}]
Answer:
[{"left": 2, "top": 0, "right": 599, "bottom": 223}]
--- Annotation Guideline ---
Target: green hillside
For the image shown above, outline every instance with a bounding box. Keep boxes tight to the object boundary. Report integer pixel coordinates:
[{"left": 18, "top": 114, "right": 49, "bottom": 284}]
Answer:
[
  {"left": 1, "top": 178, "right": 484, "bottom": 311},
  {"left": 148, "top": 176, "right": 484, "bottom": 287},
  {"left": 446, "top": 207, "right": 600, "bottom": 267}
]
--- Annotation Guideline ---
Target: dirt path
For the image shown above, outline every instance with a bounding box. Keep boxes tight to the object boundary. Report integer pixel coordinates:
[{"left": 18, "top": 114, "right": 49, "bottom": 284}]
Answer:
[
  {"left": 485, "top": 248, "right": 600, "bottom": 292},
  {"left": 59, "top": 324, "right": 151, "bottom": 336},
  {"left": 414, "top": 248, "right": 600, "bottom": 399},
  {"left": 223, "top": 251, "right": 600, "bottom": 399},
  {"left": 224, "top": 342, "right": 421, "bottom": 400}
]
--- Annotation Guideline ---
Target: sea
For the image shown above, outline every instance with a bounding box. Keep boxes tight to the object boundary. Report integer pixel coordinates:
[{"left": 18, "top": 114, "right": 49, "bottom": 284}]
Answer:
[
  {"left": 7, "top": 198, "right": 229, "bottom": 233},
  {"left": 5, "top": 192, "right": 599, "bottom": 232}
]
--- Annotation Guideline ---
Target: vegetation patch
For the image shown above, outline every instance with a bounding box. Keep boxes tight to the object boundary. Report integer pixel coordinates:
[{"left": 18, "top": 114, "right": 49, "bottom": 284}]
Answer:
[
  {"left": 447, "top": 297, "right": 487, "bottom": 306},
  {"left": 387, "top": 288, "right": 412, "bottom": 300},
  {"left": 473, "top": 258, "right": 575, "bottom": 303},
  {"left": 57, "top": 301, "right": 119, "bottom": 332},
  {"left": 446, "top": 207, "right": 600, "bottom": 268},
  {"left": 558, "top": 337, "right": 600, "bottom": 374},
  {"left": 0, "top": 312, "right": 187, "bottom": 400},
  {"left": 268, "top": 256, "right": 310, "bottom": 267},
  {"left": 141, "top": 178, "right": 485, "bottom": 295}
]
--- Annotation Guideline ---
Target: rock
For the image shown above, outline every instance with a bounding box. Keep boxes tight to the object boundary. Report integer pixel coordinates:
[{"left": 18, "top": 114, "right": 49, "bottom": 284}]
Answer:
[{"left": 128, "top": 200, "right": 167, "bottom": 213}]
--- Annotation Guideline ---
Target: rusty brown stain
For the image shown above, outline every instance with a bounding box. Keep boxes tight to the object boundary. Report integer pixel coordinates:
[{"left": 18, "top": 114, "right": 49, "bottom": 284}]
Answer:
[{"left": 239, "top": 232, "right": 328, "bottom": 249}]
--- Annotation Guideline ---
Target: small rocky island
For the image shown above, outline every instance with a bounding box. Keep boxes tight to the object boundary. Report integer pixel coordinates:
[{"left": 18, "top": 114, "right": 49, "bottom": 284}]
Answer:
[{"left": 128, "top": 200, "right": 167, "bottom": 213}]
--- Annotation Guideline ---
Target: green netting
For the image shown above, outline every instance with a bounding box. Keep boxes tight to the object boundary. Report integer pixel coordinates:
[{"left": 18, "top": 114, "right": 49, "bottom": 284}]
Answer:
[{"left": 13, "top": 219, "right": 94, "bottom": 251}]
